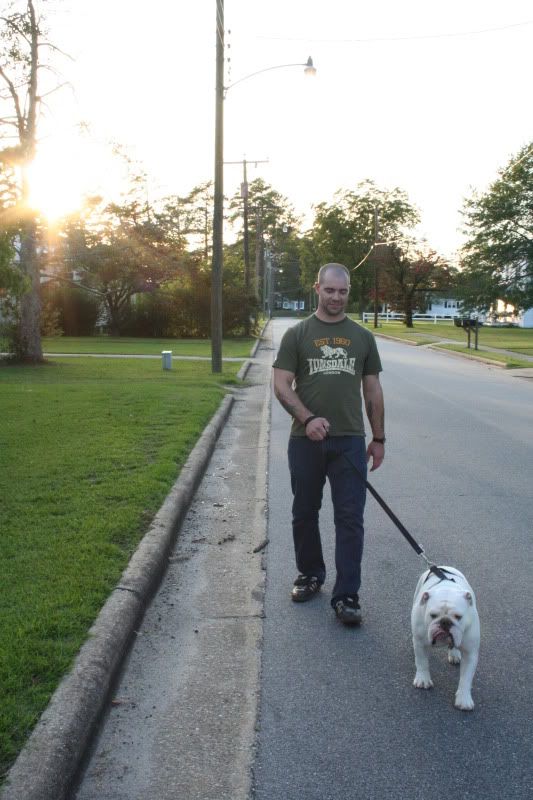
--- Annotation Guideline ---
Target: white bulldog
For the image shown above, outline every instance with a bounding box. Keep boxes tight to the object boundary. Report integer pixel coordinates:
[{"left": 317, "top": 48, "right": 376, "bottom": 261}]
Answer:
[{"left": 411, "top": 566, "right": 480, "bottom": 711}]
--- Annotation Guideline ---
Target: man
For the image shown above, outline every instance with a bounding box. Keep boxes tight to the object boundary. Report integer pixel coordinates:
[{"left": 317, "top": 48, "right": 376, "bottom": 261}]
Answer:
[{"left": 272, "top": 263, "right": 385, "bottom": 625}]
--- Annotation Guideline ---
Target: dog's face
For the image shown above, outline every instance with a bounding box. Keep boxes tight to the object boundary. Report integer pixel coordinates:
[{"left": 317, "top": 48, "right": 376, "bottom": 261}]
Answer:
[{"left": 419, "top": 586, "right": 474, "bottom": 649}]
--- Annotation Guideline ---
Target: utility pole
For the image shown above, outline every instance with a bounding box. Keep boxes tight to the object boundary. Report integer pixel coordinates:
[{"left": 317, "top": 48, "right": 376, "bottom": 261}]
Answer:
[
  {"left": 204, "top": 203, "right": 209, "bottom": 261},
  {"left": 211, "top": 43, "right": 313, "bottom": 368},
  {"left": 268, "top": 254, "right": 275, "bottom": 318},
  {"left": 225, "top": 158, "right": 268, "bottom": 295},
  {"left": 243, "top": 159, "right": 250, "bottom": 290},
  {"left": 263, "top": 249, "right": 272, "bottom": 317},
  {"left": 254, "top": 204, "right": 264, "bottom": 301},
  {"left": 373, "top": 206, "right": 379, "bottom": 329},
  {"left": 211, "top": 0, "right": 224, "bottom": 373}
]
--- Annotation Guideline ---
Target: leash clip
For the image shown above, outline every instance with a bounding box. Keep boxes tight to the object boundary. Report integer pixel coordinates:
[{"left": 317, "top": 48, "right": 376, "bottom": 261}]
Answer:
[{"left": 419, "top": 550, "right": 451, "bottom": 582}]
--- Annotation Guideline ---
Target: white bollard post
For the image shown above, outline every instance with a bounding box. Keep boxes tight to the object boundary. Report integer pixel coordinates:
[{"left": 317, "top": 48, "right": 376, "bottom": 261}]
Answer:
[{"left": 162, "top": 350, "right": 172, "bottom": 370}]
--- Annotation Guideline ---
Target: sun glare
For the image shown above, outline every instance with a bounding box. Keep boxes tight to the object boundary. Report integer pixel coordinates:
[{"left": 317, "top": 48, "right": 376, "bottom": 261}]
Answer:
[
  {"left": 26, "top": 134, "right": 126, "bottom": 222},
  {"left": 26, "top": 134, "right": 139, "bottom": 223},
  {"left": 26, "top": 138, "right": 89, "bottom": 221}
]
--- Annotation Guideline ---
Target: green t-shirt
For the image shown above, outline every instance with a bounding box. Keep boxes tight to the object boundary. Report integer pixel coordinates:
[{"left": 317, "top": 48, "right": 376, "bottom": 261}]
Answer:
[{"left": 273, "top": 314, "right": 382, "bottom": 437}]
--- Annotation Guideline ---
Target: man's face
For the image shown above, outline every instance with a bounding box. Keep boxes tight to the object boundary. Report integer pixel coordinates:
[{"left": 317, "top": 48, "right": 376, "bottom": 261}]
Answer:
[{"left": 315, "top": 271, "right": 350, "bottom": 319}]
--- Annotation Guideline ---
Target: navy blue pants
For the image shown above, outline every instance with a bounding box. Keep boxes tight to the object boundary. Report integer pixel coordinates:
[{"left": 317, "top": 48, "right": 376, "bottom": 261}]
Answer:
[{"left": 288, "top": 435, "right": 367, "bottom": 604}]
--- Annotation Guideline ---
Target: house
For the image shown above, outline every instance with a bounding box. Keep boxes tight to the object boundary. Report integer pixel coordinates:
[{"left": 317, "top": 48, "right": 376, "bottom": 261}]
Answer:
[
  {"left": 425, "top": 296, "right": 461, "bottom": 318},
  {"left": 373, "top": 295, "right": 462, "bottom": 322},
  {"left": 483, "top": 300, "right": 533, "bottom": 328},
  {"left": 427, "top": 294, "right": 533, "bottom": 327}
]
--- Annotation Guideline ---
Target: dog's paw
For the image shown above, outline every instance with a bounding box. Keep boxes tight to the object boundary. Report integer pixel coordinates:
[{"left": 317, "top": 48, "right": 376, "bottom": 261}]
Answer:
[
  {"left": 455, "top": 690, "right": 474, "bottom": 711},
  {"left": 448, "top": 647, "right": 461, "bottom": 665},
  {"left": 413, "top": 672, "right": 433, "bottom": 689}
]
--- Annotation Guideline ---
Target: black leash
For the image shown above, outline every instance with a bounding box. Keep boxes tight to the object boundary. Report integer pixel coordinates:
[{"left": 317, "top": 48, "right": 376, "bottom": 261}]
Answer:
[{"left": 342, "top": 451, "right": 450, "bottom": 582}]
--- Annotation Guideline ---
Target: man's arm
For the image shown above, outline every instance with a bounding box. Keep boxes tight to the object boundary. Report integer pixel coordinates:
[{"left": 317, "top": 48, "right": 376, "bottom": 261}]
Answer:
[
  {"left": 362, "top": 373, "right": 385, "bottom": 471},
  {"left": 272, "top": 368, "right": 330, "bottom": 440}
]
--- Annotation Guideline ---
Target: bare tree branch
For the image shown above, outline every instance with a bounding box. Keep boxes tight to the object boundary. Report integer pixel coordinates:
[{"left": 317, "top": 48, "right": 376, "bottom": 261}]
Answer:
[
  {"left": 0, "top": 64, "right": 24, "bottom": 135},
  {"left": 39, "top": 272, "right": 105, "bottom": 296},
  {"left": 38, "top": 40, "right": 74, "bottom": 61},
  {"left": 38, "top": 80, "right": 72, "bottom": 99}
]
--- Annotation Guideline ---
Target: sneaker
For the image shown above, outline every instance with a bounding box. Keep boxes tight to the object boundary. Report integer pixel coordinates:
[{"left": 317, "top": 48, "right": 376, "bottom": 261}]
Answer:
[
  {"left": 291, "top": 575, "right": 322, "bottom": 603},
  {"left": 334, "top": 595, "right": 362, "bottom": 625}
]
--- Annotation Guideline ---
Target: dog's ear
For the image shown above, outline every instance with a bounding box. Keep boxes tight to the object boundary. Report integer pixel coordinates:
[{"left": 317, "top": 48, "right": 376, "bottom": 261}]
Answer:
[
  {"left": 420, "top": 591, "right": 430, "bottom": 605},
  {"left": 465, "top": 592, "right": 473, "bottom": 605}
]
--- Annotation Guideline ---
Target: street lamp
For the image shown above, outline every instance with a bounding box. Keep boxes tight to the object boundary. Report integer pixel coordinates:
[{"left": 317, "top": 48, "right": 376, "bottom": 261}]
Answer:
[
  {"left": 224, "top": 56, "right": 316, "bottom": 94},
  {"left": 210, "top": 0, "right": 315, "bottom": 372}
]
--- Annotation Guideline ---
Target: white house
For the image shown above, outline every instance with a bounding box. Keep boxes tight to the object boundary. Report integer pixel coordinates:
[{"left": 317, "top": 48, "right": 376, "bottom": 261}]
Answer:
[
  {"left": 427, "top": 294, "right": 533, "bottom": 327},
  {"left": 425, "top": 296, "right": 461, "bottom": 318}
]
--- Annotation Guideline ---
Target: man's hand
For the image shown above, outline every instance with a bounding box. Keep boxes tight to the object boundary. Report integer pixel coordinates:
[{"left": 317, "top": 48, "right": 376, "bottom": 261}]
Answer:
[
  {"left": 366, "top": 440, "right": 384, "bottom": 471},
  {"left": 363, "top": 374, "right": 385, "bottom": 471},
  {"left": 305, "top": 416, "right": 330, "bottom": 441}
]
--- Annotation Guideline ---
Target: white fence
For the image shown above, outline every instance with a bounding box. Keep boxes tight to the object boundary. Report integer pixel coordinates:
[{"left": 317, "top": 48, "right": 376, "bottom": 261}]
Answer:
[{"left": 362, "top": 312, "right": 459, "bottom": 324}]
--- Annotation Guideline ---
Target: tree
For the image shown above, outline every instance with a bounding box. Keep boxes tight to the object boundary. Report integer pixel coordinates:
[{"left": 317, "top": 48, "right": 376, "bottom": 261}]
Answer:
[
  {"left": 75, "top": 201, "right": 186, "bottom": 335},
  {"left": 379, "top": 245, "right": 457, "bottom": 327},
  {"left": 228, "top": 178, "right": 301, "bottom": 299},
  {"left": 38, "top": 150, "right": 190, "bottom": 336},
  {"left": 157, "top": 181, "right": 213, "bottom": 260},
  {"left": 0, "top": 1, "right": 66, "bottom": 361},
  {"left": 303, "top": 181, "right": 420, "bottom": 315},
  {"left": 460, "top": 142, "right": 533, "bottom": 313}
]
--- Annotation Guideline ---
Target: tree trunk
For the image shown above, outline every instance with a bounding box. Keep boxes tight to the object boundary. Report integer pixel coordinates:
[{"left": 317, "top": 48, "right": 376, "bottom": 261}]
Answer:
[
  {"left": 404, "top": 305, "right": 414, "bottom": 328},
  {"left": 106, "top": 300, "right": 121, "bottom": 336},
  {"left": 4, "top": 2, "right": 43, "bottom": 362},
  {"left": 17, "top": 215, "right": 43, "bottom": 362}
]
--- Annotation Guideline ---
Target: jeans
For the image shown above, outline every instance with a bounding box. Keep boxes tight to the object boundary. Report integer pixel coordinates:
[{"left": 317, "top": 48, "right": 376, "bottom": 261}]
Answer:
[{"left": 288, "top": 435, "right": 367, "bottom": 604}]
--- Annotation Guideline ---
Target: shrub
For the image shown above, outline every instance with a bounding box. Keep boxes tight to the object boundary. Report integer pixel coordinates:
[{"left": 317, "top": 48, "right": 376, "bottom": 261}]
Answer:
[
  {"left": 40, "top": 283, "right": 100, "bottom": 336},
  {"left": 124, "top": 278, "right": 260, "bottom": 338}
]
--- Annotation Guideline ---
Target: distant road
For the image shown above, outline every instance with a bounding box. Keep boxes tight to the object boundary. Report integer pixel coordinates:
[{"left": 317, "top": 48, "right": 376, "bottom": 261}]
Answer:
[{"left": 254, "top": 318, "right": 533, "bottom": 800}]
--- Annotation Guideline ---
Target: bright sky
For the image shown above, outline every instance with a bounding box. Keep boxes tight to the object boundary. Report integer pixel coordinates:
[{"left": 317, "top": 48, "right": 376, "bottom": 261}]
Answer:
[{"left": 30, "top": 0, "right": 533, "bottom": 259}]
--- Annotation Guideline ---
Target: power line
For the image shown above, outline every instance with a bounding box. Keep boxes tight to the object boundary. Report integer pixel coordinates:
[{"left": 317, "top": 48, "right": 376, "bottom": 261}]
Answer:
[
  {"left": 258, "top": 19, "right": 533, "bottom": 45},
  {"left": 350, "top": 247, "right": 374, "bottom": 271}
]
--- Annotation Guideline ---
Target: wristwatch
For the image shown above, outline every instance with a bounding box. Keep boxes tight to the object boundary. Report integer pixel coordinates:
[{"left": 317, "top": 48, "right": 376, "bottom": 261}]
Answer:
[{"left": 372, "top": 436, "right": 386, "bottom": 444}]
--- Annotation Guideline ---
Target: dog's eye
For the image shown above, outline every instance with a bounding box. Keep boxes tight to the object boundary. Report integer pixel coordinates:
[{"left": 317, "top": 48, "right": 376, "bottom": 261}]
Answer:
[
  {"left": 454, "top": 614, "right": 462, "bottom": 621},
  {"left": 429, "top": 613, "right": 438, "bottom": 619}
]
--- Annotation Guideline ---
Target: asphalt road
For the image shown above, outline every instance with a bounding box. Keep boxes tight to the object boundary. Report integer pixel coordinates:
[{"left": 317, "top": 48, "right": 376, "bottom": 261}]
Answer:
[{"left": 253, "top": 318, "right": 533, "bottom": 800}]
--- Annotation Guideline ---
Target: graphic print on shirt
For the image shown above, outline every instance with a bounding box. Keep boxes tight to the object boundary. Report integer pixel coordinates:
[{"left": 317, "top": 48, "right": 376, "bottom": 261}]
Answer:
[{"left": 308, "top": 336, "right": 356, "bottom": 376}]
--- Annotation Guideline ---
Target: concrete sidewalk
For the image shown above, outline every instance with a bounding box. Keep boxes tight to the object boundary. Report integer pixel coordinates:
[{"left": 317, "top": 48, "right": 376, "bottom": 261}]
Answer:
[
  {"left": 1, "top": 331, "right": 273, "bottom": 800},
  {"left": 42, "top": 353, "right": 254, "bottom": 362}
]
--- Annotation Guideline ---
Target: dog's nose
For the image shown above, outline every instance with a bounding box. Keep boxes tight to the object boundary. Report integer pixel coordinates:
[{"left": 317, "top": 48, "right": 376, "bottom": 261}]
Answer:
[{"left": 440, "top": 617, "right": 452, "bottom": 630}]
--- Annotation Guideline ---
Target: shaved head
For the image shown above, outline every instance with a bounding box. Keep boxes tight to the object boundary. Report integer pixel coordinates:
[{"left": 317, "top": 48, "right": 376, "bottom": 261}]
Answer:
[
  {"left": 317, "top": 263, "right": 350, "bottom": 285},
  {"left": 314, "top": 263, "right": 351, "bottom": 321}
]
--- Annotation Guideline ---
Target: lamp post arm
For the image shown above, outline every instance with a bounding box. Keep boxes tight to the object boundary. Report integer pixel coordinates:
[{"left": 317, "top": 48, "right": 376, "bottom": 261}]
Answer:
[{"left": 224, "top": 58, "right": 315, "bottom": 95}]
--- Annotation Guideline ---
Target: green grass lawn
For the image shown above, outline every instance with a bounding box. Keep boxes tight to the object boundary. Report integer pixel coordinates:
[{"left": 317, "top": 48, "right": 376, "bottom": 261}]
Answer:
[
  {"left": 40, "top": 336, "right": 255, "bottom": 357},
  {"left": 0, "top": 357, "right": 241, "bottom": 780},
  {"left": 357, "top": 320, "right": 533, "bottom": 357},
  {"left": 433, "top": 344, "right": 533, "bottom": 369}
]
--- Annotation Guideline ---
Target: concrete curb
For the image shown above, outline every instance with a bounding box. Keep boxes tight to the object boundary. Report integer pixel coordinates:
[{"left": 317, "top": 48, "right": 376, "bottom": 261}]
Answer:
[
  {"left": 427, "top": 344, "right": 507, "bottom": 368},
  {"left": 372, "top": 331, "right": 419, "bottom": 346},
  {"left": 0, "top": 355, "right": 253, "bottom": 800}
]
